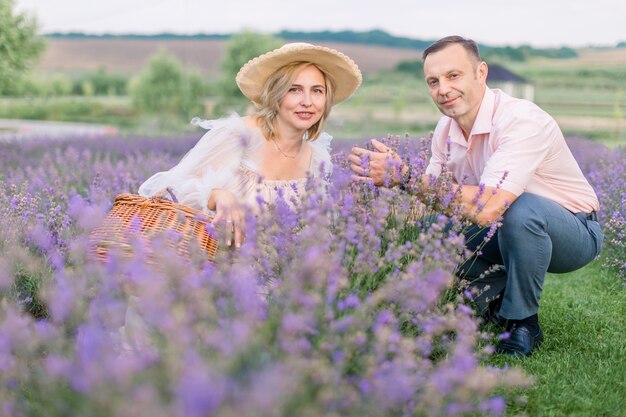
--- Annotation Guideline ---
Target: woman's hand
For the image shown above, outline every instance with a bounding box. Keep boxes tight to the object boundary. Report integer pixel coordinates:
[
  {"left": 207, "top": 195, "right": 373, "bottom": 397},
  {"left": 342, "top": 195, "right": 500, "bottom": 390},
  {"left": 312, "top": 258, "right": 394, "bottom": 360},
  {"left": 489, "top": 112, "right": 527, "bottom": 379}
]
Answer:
[{"left": 208, "top": 189, "right": 245, "bottom": 248}]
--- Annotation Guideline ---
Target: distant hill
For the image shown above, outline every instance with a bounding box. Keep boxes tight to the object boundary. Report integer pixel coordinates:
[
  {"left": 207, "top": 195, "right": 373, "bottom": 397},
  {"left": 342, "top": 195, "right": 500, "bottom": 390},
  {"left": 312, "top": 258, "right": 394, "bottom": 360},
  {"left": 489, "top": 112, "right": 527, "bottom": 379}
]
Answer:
[
  {"left": 46, "top": 30, "right": 579, "bottom": 61},
  {"left": 276, "top": 29, "right": 435, "bottom": 50},
  {"left": 46, "top": 32, "right": 230, "bottom": 40},
  {"left": 46, "top": 29, "right": 434, "bottom": 49},
  {"left": 36, "top": 38, "right": 423, "bottom": 75}
]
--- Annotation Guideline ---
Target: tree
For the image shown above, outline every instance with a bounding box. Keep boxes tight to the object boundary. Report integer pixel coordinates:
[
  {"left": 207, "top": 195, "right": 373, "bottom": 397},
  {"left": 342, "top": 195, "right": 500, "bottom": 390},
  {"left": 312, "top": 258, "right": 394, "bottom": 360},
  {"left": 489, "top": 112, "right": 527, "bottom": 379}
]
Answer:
[
  {"left": 0, "top": 0, "right": 46, "bottom": 95},
  {"left": 396, "top": 59, "right": 424, "bottom": 75},
  {"left": 214, "top": 31, "right": 282, "bottom": 114},
  {"left": 130, "top": 50, "right": 206, "bottom": 119}
]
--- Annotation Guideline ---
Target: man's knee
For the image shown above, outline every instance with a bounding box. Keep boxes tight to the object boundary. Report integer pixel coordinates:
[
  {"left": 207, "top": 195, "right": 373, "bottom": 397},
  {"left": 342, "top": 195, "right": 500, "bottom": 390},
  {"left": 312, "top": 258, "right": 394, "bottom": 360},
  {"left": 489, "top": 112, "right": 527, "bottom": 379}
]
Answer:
[{"left": 500, "top": 193, "right": 546, "bottom": 238}]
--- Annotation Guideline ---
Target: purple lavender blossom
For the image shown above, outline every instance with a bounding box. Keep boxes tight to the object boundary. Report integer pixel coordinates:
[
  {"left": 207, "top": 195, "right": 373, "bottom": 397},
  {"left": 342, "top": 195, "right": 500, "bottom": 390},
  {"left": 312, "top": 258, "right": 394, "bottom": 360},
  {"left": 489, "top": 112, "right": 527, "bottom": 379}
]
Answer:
[{"left": 8, "top": 132, "right": 616, "bottom": 416}]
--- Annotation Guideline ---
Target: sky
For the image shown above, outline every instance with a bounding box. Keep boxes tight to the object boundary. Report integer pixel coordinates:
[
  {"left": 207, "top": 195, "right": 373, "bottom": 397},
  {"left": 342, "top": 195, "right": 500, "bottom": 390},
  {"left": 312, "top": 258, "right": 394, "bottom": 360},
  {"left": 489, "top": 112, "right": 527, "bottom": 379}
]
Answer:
[{"left": 14, "top": 0, "right": 626, "bottom": 48}]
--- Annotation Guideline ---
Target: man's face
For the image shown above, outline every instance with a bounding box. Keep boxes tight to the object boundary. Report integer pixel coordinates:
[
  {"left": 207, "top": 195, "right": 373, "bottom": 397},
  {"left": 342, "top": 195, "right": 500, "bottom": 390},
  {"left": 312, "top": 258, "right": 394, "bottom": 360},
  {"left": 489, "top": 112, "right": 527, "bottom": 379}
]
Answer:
[{"left": 423, "top": 44, "right": 487, "bottom": 127}]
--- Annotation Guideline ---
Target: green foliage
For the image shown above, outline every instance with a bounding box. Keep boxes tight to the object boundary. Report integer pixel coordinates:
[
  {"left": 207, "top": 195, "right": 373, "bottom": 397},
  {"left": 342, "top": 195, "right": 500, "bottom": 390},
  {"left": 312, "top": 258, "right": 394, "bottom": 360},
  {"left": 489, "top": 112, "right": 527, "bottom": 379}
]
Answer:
[
  {"left": 80, "top": 80, "right": 95, "bottom": 96},
  {"left": 0, "top": 0, "right": 46, "bottom": 95},
  {"left": 130, "top": 50, "right": 206, "bottom": 118},
  {"left": 481, "top": 45, "right": 578, "bottom": 62},
  {"left": 395, "top": 59, "right": 424, "bottom": 75},
  {"left": 0, "top": 98, "right": 138, "bottom": 127},
  {"left": 482, "top": 46, "right": 527, "bottom": 62},
  {"left": 571, "top": 68, "right": 626, "bottom": 84},
  {"left": 214, "top": 31, "right": 282, "bottom": 115},
  {"left": 75, "top": 67, "right": 128, "bottom": 96},
  {"left": 5, "top": 73, "right": 73, "bottom": 97},
  {"left": 7, "top": 69, "right": 129, "bottom": 98},
  {"left": 47, "top": 74, "right": 73, "bottom": 96},
  {"left": 538, "top": 46, "right": 578, "bottom": 59},
  {"left": 5, "top": 249, "right": 53, "bottom": 319}
]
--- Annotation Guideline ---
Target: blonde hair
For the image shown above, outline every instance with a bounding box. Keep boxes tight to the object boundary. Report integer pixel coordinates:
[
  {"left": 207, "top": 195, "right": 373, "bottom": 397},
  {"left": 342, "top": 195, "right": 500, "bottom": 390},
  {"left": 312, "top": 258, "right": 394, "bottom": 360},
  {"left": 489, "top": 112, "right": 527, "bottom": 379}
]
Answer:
[{"left": 254, "top": 62, "right": 335, "bottom": 141}]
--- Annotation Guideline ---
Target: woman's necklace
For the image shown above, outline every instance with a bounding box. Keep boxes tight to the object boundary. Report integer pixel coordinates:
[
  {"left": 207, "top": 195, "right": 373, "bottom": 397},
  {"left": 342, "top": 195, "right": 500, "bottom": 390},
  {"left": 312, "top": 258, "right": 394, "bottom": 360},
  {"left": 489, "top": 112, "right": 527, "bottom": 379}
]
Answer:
[{"left": 272, "top": 138, "right": 301, "bottom": 159}]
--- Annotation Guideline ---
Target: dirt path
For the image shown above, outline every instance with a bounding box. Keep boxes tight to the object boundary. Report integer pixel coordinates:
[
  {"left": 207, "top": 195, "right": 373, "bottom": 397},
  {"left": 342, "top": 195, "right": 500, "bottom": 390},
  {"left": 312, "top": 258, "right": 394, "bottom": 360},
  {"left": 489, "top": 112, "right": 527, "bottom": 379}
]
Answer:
[{"left": 0, "top": 119, "right": 119, "bottom": 141}]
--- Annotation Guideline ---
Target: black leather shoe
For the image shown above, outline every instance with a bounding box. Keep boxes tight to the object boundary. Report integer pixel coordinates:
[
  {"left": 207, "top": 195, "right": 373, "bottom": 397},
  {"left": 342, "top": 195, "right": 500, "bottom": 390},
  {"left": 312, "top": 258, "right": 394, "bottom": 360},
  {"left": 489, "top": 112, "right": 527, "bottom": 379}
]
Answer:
[
  {"left": 480, "top": 295, "right": 506, "bottom": 328},
  {"left": 496, "top": 323, "right": 543, "bottom": 356}
]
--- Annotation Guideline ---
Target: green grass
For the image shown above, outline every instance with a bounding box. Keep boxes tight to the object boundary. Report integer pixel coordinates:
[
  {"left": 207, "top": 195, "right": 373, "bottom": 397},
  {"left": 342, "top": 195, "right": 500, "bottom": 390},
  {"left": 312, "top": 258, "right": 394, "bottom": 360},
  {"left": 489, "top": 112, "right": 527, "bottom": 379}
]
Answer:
[
  {"left": 0, "top": 96, "right": 139, "bottom": 127},
  {"left": 488, "top": 260, "right": 626, "bottom": 417}
]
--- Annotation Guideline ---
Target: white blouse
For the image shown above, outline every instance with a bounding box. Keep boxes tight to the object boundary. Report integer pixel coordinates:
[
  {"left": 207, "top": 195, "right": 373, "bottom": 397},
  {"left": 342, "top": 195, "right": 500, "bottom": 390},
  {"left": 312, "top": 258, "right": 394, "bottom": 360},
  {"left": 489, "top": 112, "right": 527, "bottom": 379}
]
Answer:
[{"left": 138, "top": 115, "right": 333, "bottom": 214}]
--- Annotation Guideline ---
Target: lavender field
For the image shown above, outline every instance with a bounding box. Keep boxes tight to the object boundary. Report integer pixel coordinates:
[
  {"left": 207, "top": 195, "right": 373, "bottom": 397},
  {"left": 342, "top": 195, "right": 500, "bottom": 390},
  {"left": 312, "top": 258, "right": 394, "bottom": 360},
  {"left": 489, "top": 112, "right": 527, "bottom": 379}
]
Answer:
[{"left": 0, "top": 132, "right": 623, "bottom": 416}]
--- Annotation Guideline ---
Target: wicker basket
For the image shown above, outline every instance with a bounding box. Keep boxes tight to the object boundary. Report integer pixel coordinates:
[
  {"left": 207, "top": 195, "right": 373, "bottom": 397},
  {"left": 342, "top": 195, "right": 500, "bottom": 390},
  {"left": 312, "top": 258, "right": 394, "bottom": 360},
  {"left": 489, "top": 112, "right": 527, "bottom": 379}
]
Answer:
[{"left": 89, "top": 193, "right": 218, "bottom": 263}]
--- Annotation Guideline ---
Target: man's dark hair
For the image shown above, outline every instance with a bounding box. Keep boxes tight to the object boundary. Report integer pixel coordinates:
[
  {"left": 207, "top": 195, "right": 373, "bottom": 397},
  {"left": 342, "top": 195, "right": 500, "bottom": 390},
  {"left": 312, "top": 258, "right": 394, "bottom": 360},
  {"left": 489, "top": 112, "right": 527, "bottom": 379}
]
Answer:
[{"left": 422, "top": 36, "right": 481, "bottom": 62}]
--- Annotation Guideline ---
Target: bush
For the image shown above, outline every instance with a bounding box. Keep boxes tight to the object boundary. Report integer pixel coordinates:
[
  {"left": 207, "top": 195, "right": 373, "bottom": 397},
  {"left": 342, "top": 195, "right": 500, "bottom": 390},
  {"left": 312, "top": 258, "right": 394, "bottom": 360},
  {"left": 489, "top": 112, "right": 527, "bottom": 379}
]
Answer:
[
  {"left": 48, "top": 74, "right": 73, "bottom": 96},
  {"left": 130, "top": 50, "right": 206, "bottom": 119},
  {"left": 396, "top": 60, "right": 424, "bottom": 75},
  {"left": 3, "top": 73, "right": 73, "bottom": 98},
  {"left": 213, "top": 31, "right": 282, "bottom": 115},
  {"left": 84, "top": 67, "right": 128, "bottom": 96}
]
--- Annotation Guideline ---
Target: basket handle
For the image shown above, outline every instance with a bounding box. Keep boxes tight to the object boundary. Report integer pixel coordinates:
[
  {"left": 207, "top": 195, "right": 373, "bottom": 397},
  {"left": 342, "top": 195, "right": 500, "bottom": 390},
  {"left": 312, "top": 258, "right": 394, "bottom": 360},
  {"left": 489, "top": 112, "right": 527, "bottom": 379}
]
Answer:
[
  {"left": 165, "top": 187, "right": 178, "bottom": 203},
  {"left": 152, "top": 187, "right": 179, "bottom": 203}
]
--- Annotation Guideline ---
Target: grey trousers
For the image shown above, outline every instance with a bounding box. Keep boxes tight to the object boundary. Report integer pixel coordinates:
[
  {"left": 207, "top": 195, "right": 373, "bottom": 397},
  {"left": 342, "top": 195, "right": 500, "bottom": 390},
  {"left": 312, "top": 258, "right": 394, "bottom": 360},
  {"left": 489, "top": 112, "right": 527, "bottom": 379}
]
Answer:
[{"left": 459, "top": 193, "right": 604, "bottom": 320}]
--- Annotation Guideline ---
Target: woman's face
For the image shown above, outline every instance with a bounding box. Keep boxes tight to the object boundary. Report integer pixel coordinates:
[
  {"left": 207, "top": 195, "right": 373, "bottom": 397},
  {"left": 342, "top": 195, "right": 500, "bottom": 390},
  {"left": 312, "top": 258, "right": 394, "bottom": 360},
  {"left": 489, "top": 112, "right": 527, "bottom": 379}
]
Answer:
[{"left": 276, "top": 64, "right": 327, "bottom": 134}]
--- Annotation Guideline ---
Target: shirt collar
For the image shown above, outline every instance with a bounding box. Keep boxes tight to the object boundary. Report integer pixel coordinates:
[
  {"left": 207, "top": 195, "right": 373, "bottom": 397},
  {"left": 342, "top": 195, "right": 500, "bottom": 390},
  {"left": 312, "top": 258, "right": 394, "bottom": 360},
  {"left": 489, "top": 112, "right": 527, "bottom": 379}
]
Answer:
[
  {"left": 448, "top": 87, "right": 494, "bottom": 144},
  {"left": 469, "top": 87, "right": 494, "bottom": 136},
  {"left": 448, "top": 119, "right": 466, "bottom": 147}
]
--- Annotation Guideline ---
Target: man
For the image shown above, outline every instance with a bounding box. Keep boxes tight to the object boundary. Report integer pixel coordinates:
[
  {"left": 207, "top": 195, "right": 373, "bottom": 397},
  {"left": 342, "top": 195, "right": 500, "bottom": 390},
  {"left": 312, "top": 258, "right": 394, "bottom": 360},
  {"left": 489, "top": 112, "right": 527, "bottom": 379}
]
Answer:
[{"left": 348, "top": 36, "right": 603, "bottom": 356}]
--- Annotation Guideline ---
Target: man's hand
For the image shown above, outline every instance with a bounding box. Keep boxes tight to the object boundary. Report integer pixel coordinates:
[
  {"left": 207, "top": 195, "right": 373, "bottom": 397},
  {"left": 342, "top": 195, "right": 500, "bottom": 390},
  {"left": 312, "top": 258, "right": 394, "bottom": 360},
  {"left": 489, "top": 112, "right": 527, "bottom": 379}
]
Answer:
[{"left": 348, "top": 139, "right": 406, "bottom": 187}]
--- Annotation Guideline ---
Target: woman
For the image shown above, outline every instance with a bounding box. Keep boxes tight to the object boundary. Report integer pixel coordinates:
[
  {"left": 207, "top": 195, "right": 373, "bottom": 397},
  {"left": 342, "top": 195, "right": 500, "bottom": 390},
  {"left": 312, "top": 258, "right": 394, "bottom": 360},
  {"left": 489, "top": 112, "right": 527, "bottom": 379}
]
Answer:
[{"left": 138, "top": 42, "right": 362, "bottom": 248}]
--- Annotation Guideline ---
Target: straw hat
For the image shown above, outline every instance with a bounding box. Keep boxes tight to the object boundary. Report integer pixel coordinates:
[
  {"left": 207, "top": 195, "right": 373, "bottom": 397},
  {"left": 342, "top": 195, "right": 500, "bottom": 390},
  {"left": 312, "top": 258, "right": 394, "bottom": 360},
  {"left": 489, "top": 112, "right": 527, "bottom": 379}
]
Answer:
[{"left": 236, "top": 42, "right": 362, "bottom": 106}]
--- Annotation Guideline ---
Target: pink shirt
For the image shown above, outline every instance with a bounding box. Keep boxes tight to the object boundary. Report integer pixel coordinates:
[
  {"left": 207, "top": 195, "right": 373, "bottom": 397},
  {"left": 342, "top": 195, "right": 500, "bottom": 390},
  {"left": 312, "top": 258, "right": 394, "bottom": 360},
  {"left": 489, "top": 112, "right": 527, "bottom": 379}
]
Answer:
[{"left": 425, "top": 88, "right": 599, "bottom": 213}]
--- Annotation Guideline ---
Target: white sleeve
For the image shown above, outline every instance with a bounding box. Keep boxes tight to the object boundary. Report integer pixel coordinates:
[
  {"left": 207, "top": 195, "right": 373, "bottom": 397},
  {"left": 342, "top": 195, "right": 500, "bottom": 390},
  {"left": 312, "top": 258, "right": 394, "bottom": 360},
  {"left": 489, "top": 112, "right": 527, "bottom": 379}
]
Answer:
[
  {"left": 138, "top": 116, "right": 250, "bottom": 212},
  {"left": 309, "top": 131, "right": 333, "bottom": 178}
]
